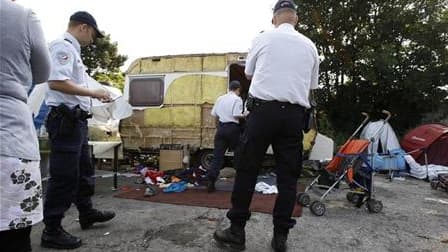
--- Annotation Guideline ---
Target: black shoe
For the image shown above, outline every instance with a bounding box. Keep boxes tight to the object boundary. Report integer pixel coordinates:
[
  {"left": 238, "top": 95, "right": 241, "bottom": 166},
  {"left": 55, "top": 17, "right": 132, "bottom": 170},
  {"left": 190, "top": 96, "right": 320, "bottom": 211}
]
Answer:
[
  {"left": 79, "top": 209, "right": 115, "bottom": 230},
  {"left": 41, "top": 226, "right": 82, "bottom": 249},
  {"left": 207, "top": 178, "right": 216, "bottom": 193},
  {"left": 271, "top": 233, "right": 288, "bottom": 252},
  {"left": 213, "top": 226, "right": 245, "bottom": 251}
]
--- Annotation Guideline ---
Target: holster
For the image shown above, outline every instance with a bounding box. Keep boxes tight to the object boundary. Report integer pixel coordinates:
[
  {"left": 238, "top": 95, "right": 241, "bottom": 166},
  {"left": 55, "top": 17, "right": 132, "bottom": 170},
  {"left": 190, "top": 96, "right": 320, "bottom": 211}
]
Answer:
[
  {"left": 245, "top": 96, "right": 255, "bottom": 112},
  {"left": 48, "top": 104, "right": 91, "bottom": 136},
  {"left": 303, "top": 107, "right": 315, "bottom": 133}
]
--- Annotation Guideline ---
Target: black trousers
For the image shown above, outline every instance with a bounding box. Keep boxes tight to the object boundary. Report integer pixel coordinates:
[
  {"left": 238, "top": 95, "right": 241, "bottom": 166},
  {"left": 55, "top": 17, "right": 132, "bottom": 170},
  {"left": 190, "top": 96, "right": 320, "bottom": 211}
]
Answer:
[
  {"left": 227, "top": 100, "right": 305, "bottom": 234},
  {"left": 0, "top": 226, "right": 32, "bottom": 252},
  {"left": 43, "top": 112, "right": 94, "bottom": 228},
  {"left": 208, "top": 122, "right": 241, "bottom": 179}
]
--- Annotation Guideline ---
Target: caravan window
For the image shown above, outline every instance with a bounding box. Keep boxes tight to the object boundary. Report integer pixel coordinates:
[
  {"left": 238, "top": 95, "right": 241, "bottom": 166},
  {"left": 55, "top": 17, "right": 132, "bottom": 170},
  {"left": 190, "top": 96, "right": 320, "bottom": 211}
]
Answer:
[{"left": 129, "top": 77, "right": 164, "bottom": 106}]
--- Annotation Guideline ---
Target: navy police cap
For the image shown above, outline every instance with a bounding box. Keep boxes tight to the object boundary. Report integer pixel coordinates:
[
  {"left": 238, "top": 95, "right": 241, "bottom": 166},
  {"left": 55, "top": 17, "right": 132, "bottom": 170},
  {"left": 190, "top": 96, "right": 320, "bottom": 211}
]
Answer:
[
  {"left": 229, "top": 80, "right": 241, "bottom": 90},
  {"left": 70, "top": 11, "right": 104, "bottom": 38},
  {"left": 273, "top": 0, "right": 297, "bottom": 13}
]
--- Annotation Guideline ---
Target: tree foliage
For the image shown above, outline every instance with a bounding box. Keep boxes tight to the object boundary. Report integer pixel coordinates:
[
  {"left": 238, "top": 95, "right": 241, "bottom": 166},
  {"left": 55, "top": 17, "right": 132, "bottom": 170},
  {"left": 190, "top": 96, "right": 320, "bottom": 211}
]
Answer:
[
  {"left": 296, "top": 0, "right": 448, "bottom": 138},
  {"left": 81, "top": 34, "right": 127, "bottom": 90}
]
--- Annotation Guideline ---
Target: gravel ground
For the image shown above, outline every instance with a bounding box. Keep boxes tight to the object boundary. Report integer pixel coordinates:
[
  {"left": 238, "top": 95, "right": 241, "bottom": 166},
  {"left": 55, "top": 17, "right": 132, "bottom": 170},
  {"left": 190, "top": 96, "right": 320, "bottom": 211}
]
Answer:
[{"left": 30, "top": 170, "right": 448, "bottom": 252}]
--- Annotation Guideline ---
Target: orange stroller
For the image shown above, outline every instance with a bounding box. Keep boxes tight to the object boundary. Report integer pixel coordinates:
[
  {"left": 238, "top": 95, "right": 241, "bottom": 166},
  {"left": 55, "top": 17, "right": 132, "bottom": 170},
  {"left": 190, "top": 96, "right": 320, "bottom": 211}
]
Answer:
[{"left": 297, "top": 111, "right": 392, "bottom": 216}]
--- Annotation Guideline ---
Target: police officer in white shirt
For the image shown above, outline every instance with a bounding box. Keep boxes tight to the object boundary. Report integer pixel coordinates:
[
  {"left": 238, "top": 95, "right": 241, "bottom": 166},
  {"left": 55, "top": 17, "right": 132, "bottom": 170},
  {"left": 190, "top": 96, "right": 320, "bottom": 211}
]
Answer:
[
  {"left": 213, "top": 1, "right": 319, "bottom": 251},
  {"left": 41, "top": 11, "right": 115, "bottom": 250},
  {"left": 207, "top": 80, "right": 245, "bottom": 192}
]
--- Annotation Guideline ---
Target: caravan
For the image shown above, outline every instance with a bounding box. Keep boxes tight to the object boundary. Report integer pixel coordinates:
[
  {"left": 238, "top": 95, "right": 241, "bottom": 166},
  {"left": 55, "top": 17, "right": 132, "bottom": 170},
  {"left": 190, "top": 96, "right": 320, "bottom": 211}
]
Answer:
[{"left": 120, "top": 52, "right": 334, "bottom": 170}]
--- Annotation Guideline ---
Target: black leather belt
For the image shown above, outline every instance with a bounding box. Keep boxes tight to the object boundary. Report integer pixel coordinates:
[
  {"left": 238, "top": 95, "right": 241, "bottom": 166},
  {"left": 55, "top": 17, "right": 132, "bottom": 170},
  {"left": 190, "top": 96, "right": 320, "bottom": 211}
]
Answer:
[
  {"left": 49, "top": 105, "right": 92, "bottom": 120},
  {"left": 249, "top": 96, "right": 305, "bottom": 109},
  {"left": 219, "top": 122, "right": 239, "bottom": 126}
]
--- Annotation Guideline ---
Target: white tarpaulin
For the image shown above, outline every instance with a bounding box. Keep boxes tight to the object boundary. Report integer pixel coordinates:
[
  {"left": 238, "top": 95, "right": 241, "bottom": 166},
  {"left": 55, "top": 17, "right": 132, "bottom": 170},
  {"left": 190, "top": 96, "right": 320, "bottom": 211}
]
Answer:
[
  {"left": 28, "top": 83, "right": 48, "bottom": 117},
  {"left": 27, "top": 76, "right": 133, "bottom": 132},
  {"left": 404, "top": 154, "right": 448, "bottom": 180},
  {"left": 87, "top": 76, "right": 133, "bottom": 131}
]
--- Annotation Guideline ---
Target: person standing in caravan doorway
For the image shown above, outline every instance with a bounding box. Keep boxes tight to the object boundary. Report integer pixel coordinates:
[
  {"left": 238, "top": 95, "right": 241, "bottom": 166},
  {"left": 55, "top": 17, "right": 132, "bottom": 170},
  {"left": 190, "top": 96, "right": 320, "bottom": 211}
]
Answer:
[
  {"left": 206, "top": 80, "right": 246, "bottom": 192},
  {"left": 0, "top": 0, "right": 51, "bottom": 251},
  {"left": 213, "top": 1, "right": 320, "bottom": 251},
  {"left": 41, "top": 11, "right": 115, "bottom": 250}
]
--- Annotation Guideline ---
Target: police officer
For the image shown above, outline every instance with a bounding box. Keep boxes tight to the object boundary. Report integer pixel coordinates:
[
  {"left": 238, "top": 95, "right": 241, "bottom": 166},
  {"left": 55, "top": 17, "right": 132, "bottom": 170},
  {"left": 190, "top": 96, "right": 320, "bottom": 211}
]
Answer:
[
  {"left": 213, "top": 1, "right": 319, "bottom": 251},
  {"left": 41, "top": 11, "right": 115, "bottom": 249},
  {"left": 207, "top": 80, "right": 245, "bottom": 192}
]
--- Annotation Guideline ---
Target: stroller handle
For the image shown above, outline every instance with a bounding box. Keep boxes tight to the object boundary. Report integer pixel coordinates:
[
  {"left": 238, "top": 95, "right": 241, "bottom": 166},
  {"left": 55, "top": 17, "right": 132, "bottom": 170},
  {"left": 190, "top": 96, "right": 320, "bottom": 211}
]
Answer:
[{"left": 382, "top": 110, "right": 392, "bottom": 122}]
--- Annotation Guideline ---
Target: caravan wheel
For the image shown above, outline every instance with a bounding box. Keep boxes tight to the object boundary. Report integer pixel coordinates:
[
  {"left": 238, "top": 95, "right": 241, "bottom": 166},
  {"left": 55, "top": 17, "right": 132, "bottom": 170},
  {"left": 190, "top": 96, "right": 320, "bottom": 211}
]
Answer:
[{"left": 198, "top": 150, "right": 214, "bottom": 171}]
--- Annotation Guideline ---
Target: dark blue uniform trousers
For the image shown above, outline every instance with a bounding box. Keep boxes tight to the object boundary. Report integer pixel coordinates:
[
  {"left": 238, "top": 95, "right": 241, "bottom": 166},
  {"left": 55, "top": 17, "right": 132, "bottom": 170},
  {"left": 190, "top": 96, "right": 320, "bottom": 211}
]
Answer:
[
  {"left": 43, "top": 114, "right": 94, "bottom": 227},
  {"left": 208, "top": 122, "right": 241, "bottom": 180},
  {"left": 227, "top": 100, "right": 305, "bottom": 234}
]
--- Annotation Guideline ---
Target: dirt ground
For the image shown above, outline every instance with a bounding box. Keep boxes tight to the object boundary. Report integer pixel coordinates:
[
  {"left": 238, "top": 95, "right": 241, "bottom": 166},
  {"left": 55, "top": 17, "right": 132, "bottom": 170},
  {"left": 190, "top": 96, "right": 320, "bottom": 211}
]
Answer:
[{"left": 30, "top": 170, "right": 448, "bottom": 252}]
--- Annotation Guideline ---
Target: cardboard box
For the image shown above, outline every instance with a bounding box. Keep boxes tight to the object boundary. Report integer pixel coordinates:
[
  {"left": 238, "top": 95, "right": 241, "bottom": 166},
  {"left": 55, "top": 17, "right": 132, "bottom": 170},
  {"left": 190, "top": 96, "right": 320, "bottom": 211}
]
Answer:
[{"left": 159, "top": 149, "right": 184, "bottom": 171}]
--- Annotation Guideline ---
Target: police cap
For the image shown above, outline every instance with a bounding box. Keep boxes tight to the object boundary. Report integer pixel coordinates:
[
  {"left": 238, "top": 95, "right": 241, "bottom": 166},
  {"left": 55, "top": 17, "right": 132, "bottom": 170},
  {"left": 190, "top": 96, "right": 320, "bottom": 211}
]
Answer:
[
  {"left": 229, "top": 80, "right": 241, "bottom": 91},
  {"left": 70, "top": 11, "right": 104, "bottom": 38},
  {"left": 273, "top": 0, "right": 297, "bottom": 13}
]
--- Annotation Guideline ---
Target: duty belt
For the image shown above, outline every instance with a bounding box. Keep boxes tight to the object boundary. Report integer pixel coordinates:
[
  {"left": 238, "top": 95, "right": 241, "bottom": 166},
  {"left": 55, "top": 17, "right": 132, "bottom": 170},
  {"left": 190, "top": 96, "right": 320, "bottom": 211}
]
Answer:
[{"left": 49, "top": 104, "right": 92, "bottom": 120}]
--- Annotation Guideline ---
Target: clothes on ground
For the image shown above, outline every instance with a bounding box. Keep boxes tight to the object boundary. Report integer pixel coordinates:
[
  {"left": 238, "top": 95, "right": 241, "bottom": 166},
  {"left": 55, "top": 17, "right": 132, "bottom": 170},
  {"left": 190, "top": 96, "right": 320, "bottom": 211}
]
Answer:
[{"left": 255, "top": 182, "right": 278, "bottom": 194}]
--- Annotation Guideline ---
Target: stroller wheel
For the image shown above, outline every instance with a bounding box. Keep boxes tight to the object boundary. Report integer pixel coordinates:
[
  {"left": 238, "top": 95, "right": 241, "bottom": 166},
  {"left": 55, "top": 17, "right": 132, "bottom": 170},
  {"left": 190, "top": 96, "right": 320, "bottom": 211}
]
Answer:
[
  {"left": 310, "top": 201, "right": 326, "bottom": 216},
  {"left": 297, "top": 193, "right": 310, "bottom": 206},
  {"left": 367, "top": 199, "right": 383, "bottom": 213},
  {"left": 346, "top": 192, "right": 354, "bottom": 202},
  {"left": 430, "top": 181, "right": 438, "bottom": 190}
]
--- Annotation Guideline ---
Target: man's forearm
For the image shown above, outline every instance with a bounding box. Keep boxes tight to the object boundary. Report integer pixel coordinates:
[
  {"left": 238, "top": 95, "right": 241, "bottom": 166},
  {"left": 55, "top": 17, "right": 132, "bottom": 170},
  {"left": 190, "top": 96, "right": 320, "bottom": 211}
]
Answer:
[{"left": 48, "top": 80, "right": 93, "bottom": 97}]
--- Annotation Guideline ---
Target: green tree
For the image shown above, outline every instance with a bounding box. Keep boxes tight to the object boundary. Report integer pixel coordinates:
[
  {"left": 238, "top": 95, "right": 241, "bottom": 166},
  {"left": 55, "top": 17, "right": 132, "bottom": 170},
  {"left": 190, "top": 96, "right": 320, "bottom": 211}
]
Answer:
[
  {"left": 296, "top": 0, "right": 448, "bottom": 140},
  {"left": 81, "top": 34, "right": 127, "bottom": 90}
]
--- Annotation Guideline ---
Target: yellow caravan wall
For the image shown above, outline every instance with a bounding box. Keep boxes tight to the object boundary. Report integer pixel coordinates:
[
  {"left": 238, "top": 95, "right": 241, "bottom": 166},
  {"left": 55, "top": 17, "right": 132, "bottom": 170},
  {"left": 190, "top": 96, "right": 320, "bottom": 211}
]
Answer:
[
  {"left": 143, "top": 75, "right": 227, "bottom": 128},
  {"left": 121, "top": 53, "right": 316, "bottom": 151}
]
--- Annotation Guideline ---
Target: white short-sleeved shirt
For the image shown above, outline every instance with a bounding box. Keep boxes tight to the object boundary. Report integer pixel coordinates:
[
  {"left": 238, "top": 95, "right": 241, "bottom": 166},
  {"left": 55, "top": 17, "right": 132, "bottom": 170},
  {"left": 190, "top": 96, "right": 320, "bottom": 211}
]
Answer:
[
  {"left": 245, "top": 23, "right": 319, "bottom": 108},
  {"left": 211, "top": 92, "right": 243, "bottom": 124},
  {"left": 45, "top": 32, "right": 91, "bottom": 111}
]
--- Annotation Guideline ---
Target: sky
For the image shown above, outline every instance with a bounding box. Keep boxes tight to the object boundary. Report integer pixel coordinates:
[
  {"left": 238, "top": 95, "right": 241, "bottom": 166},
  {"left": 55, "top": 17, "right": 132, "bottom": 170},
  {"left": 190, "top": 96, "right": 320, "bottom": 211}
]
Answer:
[{"left": 16, "top": 0, "right": 278, "bottom": 70}]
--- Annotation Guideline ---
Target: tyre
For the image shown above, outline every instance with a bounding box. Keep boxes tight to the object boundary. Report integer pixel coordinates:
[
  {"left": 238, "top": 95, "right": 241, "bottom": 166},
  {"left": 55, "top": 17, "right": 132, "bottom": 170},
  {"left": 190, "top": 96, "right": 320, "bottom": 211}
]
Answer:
[
  {"left": 346, "top": 192, "right": 354, "bottom": 202},
  {"left": 366, "top": 199, "right": 383, "bottom": 213},
  {"left": 310, "top": 201, "right": 326, "bottom": 216},
  {"left": 198, "top": 150, "right": 214, "bottom": 171},
  {"left": 297, "top": 193, "right": 310, "bottom": 206},
  {"left": 430, "top": 181, "right": 438, "bottom": 190}
]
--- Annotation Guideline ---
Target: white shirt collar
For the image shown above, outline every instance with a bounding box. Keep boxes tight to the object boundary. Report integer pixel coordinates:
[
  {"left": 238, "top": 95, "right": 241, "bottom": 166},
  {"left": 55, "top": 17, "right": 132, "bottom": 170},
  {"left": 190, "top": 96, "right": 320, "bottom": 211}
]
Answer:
[
  {"left": 277, "top": 23, "right": 296, "bottom": 31},
  {"left": 64, "top": 32, "right": 81, "bottom": 54}
]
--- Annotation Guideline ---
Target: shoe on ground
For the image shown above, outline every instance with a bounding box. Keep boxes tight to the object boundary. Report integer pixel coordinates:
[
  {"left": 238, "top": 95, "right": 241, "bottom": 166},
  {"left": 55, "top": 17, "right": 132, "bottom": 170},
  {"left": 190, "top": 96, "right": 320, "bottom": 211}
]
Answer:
[
  {"left": 207, "top": 178, "right": 216, "bottom": 193},
  {"left": 79, "top": 209, "right": 115, "bottom": 230},
  {"left": 271, "top": 233, "right": 288, "bottom": 252},
  {"left": 41, "top": 226, "right": 82, "bottom": 249},
  {"left": 213, "top": 226, "right": 245, "bottom": 251}
]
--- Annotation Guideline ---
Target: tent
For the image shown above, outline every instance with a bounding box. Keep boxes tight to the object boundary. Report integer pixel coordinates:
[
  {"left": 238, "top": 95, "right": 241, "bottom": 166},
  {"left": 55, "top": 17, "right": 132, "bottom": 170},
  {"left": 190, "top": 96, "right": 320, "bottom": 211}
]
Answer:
[
  {"left": 359, "top": 120, "right": 406, "bottom": 171},
  {"left": 400, "top": 123, "right": 448, "bottom": 166},
  {"left": 360, "top": 120, "right": 401, "bottom": 153}
]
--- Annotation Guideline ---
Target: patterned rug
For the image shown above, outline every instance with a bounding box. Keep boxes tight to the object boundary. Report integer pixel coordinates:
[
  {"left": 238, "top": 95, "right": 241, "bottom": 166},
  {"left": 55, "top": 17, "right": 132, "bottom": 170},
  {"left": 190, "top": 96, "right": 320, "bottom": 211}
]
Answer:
[{"left": 114, "top": 183, "right": 303, "bottom": 217}]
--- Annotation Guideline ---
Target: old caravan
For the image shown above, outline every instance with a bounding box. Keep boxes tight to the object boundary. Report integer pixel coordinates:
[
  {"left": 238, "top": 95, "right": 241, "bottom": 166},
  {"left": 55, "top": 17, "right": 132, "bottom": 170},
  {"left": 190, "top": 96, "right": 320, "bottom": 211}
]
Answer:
[{"left": 120, "top": 52, "right": 333, "bottom": 170}]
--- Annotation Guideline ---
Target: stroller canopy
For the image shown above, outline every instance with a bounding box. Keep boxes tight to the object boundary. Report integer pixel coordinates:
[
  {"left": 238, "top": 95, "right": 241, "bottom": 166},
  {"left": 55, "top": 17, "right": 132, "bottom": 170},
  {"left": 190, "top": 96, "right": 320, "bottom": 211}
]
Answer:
[{"left": 401, "top": 123, "right": 448, "bottom": 166}]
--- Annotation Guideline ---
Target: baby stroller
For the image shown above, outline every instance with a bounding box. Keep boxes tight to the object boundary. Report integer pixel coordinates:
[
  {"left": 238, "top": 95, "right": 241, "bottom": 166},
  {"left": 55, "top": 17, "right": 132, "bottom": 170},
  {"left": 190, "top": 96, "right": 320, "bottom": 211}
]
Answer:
[{"left": 297, "top": 110, "right": 392, "bottom": 216}]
